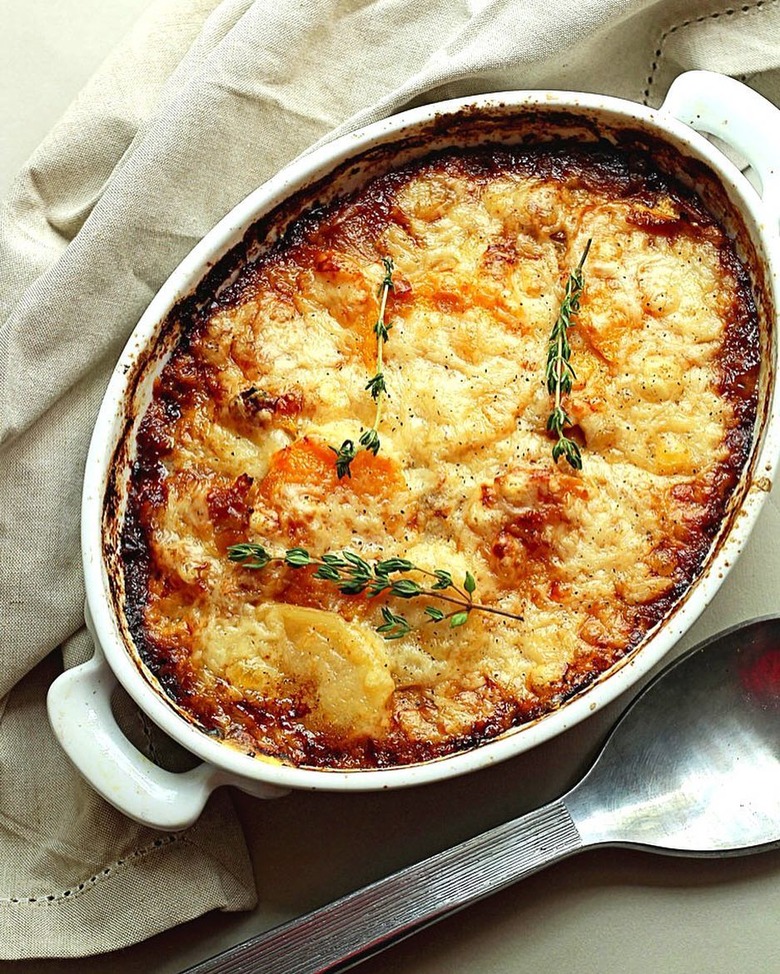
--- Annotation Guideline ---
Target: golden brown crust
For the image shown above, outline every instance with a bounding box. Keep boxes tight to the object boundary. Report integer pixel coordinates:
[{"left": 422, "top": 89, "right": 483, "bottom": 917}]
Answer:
[{"left": 120, "top": 142, "right": 759, "bottom": 769}]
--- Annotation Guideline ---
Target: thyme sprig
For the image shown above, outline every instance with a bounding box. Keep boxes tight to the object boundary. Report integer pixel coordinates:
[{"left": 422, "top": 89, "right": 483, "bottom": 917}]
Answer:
[
  {"left": 227, "top": 542, "right": 523, "bottom": 640},
  {"left": 330, "top": 257, "right": 394, "bottom": 478},
  {"left": 545, "top": 238, "right": 592, "bottom": 470}
]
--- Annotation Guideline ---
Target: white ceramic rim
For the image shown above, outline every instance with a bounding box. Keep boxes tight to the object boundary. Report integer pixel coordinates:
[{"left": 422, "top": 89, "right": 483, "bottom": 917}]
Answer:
[{"left": 82, "top": 81, "right": 780, "bottom": 793}]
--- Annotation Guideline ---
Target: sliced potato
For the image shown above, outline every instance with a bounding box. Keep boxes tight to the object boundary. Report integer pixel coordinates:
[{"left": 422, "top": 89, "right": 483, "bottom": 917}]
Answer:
[{"left": 204, "top": 602, "right": 395, "bottom": 737}]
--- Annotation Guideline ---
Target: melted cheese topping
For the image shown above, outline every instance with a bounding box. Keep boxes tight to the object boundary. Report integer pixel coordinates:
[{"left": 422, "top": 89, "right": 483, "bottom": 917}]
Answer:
[{"left": 123, "top": 145, "right": 758, "bottom": 768}]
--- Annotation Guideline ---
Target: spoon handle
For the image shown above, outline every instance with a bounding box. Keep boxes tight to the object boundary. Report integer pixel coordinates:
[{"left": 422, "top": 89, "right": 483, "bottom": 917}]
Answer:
[{"left": 185, "top": 799, "right": 583, "bottom": 974}]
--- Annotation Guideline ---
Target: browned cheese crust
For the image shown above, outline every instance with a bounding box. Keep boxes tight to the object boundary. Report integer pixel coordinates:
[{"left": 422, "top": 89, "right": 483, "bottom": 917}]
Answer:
[{"left": 120, "top": 144, "right": 759, "bottom": 769}]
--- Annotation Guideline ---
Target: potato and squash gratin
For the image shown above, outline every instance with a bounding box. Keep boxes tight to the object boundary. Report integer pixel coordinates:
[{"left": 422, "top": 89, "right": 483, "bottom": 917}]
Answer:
[{"left": 120, "top": 144, "right": 759, "bottom": 769}]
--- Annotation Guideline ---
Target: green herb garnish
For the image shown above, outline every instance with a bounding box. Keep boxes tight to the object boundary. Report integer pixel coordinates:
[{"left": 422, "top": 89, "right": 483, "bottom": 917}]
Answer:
[
  {"left": 545, "top": 239, "right": 591, "bottom": 469},
  {"left": 330, "top": 257, "right": 394, "bottom": 477},
  {"left": 227, "top": 543, "right": 524, "bottom": 640}
]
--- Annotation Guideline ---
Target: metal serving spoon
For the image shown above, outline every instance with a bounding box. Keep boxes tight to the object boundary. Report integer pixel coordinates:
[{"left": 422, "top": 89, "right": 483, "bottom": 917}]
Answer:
[{"left": 185, "top": 616, "right": 780, "bottom": 974}]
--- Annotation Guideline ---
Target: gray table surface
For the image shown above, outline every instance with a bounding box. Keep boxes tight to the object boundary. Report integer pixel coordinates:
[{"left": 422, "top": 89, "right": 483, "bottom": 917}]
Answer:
[{"left": 3, "top": 3, "right": 780, "bottom": 972}]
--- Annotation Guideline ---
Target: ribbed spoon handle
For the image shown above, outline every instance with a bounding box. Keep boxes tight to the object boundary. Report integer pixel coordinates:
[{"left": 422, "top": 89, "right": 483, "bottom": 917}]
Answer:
[{"left": 184, "top": 799, "right": 583, "bottom": 974}]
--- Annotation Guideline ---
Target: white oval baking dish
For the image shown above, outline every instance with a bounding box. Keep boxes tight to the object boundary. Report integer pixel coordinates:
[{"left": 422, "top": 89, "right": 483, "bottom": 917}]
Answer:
[{"left": 48, "top": 70, "right": 780, "bottom": 830}]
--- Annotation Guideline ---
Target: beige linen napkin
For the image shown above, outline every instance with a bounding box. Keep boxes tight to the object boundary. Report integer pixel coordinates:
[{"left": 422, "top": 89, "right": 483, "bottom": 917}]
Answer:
[{"left": 2, "top": 0, "right": 779, "bottom": 959}]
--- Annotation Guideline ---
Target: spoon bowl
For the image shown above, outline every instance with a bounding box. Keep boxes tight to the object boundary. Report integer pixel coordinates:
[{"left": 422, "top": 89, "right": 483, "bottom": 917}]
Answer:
[
  {"left": 185, "top": 616, "right": 780, "bottom": 974},
  {"left": 568, "top": 616, "right": 780, "bottom": 856}
]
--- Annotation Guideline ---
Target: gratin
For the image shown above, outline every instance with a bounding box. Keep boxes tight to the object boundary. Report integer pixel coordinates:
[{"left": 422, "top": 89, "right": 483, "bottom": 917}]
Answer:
[{"left": 120, "top": 143, "right": 759, "bottom": 769}]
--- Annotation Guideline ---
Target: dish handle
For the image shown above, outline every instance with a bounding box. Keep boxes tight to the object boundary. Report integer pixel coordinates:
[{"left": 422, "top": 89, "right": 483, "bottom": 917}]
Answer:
[
  {"left": 47, "top": 610, "right": 287, "bottom": 831},
  {"left": 660, "top": 70, "right": 780, "bottom": 225}
]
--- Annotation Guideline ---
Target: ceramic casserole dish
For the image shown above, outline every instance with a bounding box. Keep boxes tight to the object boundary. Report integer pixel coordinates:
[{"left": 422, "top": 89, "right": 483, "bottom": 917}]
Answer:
[{"left": 48, "top": 70, "right": 780, "bottom": 829}]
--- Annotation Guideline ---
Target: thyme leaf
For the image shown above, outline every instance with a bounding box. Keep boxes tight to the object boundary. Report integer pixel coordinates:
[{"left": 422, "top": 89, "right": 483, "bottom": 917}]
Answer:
[
  {"left": 285, "top": 547, "right": 312, "bottom": 567},
  {"left": 359, "top": 427, "right": 381, "bottom": 456},
  {"left": 377, "top": 606, "right": 411, "bottom": 640},
  {"left": 545, "top": 239, "right": 591, "bottom": 470},
  {"left": 227, "top": 543, "right": 272, "bottom": 570},
  {"left": 227, "top": 542, "right": 524, "bottom": 640},
  {"left": 365, "top": 372, "right": 387, "bottom": 400},
  {"left": 329, "top": 439, "right": 358, "bottom": 479}
]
